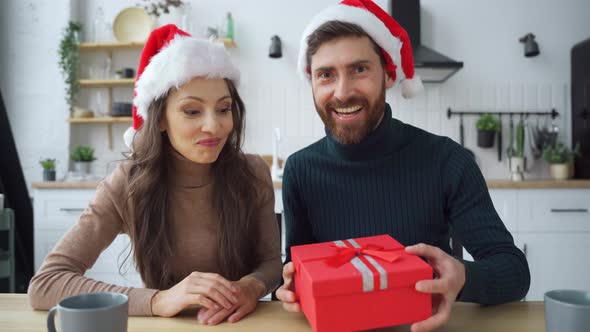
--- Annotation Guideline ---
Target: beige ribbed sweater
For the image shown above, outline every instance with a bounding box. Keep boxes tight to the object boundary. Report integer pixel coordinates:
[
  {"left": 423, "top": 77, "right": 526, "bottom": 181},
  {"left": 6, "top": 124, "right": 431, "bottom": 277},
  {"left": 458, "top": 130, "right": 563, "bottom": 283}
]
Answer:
[{"left": 28, "top": 147, "right": 282, "bottom": 316}]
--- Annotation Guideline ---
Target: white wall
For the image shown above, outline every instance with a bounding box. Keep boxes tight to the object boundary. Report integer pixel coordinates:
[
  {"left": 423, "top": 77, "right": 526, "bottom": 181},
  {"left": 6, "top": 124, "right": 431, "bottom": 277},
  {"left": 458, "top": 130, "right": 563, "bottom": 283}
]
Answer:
[
  {"left": 3, "top": 0, "right": 590, "bottom": 189},
  {"left": 0, "top": 0, "right": 73, "bottom": 185}
]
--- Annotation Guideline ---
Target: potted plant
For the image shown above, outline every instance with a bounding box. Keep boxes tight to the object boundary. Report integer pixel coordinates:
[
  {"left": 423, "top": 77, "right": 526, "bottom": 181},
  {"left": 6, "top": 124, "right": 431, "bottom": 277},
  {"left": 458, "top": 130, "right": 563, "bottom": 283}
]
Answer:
[
  {"left": 70, "top": 145, "right": 96, "bottom": 177},
  {"left": 476, "top": 113, "right": 499, "bottom": 148},
  {"left": 542, "top": 142, "right": 581, "bottom": 180},
  {"left": 508, "top": 120, "right": 526, "bottom": 181},
  {"left": 58, "top": 21, "right": 82, "bottom": 115},
  {"left": 139, "top": 0, "right": 185, "bottom": 17},
  {"left": 39, "top": 158, "right": 57, "bottom": 181}
]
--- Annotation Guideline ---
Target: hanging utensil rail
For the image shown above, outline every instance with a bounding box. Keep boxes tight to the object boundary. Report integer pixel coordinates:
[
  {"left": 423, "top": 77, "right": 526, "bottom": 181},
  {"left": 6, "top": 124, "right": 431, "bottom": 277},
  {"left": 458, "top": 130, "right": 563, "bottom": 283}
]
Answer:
[{"left": 447, "top": 108, "right": 559, "bottom": 119}]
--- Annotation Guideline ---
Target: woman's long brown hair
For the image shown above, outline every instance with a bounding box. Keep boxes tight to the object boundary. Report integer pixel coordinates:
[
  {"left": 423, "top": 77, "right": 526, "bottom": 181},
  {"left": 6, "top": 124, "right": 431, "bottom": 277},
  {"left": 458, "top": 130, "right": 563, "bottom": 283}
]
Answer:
[{"left": 125, "top": 79, "right": 262, "bottom": 289}]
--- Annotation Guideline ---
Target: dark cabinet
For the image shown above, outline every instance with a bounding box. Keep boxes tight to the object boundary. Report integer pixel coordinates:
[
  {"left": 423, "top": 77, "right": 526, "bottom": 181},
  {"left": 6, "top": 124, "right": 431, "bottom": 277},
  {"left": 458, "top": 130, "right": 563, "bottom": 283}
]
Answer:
[{"left": 571, "top": 38, "right": 590, "bottom": 178}]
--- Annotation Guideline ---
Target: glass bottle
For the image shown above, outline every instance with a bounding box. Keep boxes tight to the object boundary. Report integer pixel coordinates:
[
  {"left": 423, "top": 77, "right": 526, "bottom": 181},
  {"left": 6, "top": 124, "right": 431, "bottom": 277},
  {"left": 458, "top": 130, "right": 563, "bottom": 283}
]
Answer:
[
  {"left": 93, "top": 6, "right": 106, "bottom": 42},
  {"left": 226, "top": 12, "right": 234, "bottom": 40}
]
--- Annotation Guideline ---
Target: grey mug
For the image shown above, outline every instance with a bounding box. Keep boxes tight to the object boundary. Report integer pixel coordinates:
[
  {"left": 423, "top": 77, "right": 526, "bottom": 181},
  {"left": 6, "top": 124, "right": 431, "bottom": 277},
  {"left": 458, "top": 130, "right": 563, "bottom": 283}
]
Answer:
[
  {"left": 47, "top": 292, "right": 128, "bottom": 332},
  {"left": 544, "top": 289, "right": 590, "bottom": 332}
]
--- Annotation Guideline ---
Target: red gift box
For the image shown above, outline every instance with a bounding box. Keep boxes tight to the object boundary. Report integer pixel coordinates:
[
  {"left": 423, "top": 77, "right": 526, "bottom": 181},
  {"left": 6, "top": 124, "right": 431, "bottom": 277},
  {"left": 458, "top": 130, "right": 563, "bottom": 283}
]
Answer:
[{"left": 291, "top": 234, "right": 433, "bottom": 332}]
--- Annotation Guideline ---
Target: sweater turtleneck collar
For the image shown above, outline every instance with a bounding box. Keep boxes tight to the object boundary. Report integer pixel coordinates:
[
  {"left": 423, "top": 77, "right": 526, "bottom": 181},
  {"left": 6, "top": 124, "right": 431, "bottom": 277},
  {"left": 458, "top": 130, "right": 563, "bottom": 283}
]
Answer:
[
  {"left": 326, "top": 103, "right": 408, "bottom": 161},
  {"left": 166, "top": 143, "right": 213, "bottom": 188}
]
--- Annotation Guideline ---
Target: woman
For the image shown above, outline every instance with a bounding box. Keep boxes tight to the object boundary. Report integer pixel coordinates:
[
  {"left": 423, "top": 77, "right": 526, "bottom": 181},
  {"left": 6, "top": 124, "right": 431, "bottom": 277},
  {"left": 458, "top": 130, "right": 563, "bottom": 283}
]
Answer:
[{"left": 28, "top": 25, "right": 282, "bottom": 325}]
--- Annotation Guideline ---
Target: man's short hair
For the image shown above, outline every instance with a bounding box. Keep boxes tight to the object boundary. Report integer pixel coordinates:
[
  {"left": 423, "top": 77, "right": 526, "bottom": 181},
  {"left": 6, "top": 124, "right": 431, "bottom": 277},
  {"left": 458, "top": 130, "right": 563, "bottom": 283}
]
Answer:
[{"left": 305, "top": 20, "right": 388, "bottom": 74}]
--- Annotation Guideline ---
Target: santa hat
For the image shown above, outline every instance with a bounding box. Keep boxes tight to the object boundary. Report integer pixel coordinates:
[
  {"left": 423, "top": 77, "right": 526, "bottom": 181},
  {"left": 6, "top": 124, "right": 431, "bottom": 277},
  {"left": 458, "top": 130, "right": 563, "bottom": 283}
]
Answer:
[
  {"left": 124, "top": 24, "right": 241, "bottom": 148},
  {"left": 297, "top": 0, "right": 423, "bottom": 99}
]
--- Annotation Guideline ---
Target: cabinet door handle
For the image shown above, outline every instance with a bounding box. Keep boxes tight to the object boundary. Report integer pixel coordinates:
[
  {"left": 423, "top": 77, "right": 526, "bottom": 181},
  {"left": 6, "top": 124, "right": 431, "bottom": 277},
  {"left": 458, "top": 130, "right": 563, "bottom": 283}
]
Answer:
[
  {"left": 59, "top": 208, "right": 85, "bottom": 212},
  {"left": 550, "top": 208, "right": 589, "bottom": 213}
]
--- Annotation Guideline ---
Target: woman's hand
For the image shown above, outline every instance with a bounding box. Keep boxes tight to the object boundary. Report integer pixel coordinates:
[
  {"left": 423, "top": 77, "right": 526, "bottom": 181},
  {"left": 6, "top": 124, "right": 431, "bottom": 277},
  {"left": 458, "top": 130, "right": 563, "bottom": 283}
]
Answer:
[
  {"left": 197, "top": 276, "right": 266, "bottom": 325},
  {"left": 151, "top": 272, "right": 239, "bottom": 317}
]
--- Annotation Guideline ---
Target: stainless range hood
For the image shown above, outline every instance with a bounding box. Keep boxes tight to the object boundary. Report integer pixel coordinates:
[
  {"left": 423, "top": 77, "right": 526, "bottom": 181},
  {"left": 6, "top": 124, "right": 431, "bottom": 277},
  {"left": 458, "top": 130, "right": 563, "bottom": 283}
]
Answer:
[{"left": 391, "top": 0, "right": 463, "bottom": 83}]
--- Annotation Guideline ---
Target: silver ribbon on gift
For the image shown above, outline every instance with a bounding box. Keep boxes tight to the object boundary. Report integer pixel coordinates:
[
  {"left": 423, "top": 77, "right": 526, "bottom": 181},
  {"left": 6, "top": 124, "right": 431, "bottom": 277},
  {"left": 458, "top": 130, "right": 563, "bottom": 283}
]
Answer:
[{"left": 333, "top": 239, "right": 388, "bottom": 292}]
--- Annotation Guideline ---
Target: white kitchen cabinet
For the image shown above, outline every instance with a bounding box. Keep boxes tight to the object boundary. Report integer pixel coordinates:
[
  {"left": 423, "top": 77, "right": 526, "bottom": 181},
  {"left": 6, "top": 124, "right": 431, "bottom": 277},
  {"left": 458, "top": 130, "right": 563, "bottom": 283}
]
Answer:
[
  {"left": 517, "top": 189, "right": 590, "bottom": 233},
  {"left": 32, "top": 187, "right": 142, "bottom": 288},
  {"left": 515, "top": 233, "right": 590, "bottom": 301},
  {"left": 466, "top": 188, "right": 590, "bottom": 301},
  {"left": 488, "top": 189, "right": 519, "bottom": 232},
  {"left": 479, "top": 187, "right": 590, "bottom": 301}
]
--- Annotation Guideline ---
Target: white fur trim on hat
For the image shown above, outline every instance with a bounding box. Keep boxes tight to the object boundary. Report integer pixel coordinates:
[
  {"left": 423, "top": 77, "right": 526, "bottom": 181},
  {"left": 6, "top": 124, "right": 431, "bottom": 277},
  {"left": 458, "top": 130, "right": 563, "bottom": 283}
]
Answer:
[
  {"left": 297, "top": 4, "right": 405, "bottom": 88},
  {"left": 401, "top": 75, "right": 423, "bottom": 99},
  {"left": 123, "top": 126, "right": 136, "bottom": 149},
  {"left": 133, "top": 36, "right": 240, "bottom": 122}
]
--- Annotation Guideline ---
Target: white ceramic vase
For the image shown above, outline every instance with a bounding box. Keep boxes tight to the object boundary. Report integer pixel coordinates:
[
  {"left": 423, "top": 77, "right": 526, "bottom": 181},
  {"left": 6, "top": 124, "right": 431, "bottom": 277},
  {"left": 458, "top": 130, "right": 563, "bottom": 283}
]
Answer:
[{"left": 549, "top": 164, "right": 570, "bottom": 180}]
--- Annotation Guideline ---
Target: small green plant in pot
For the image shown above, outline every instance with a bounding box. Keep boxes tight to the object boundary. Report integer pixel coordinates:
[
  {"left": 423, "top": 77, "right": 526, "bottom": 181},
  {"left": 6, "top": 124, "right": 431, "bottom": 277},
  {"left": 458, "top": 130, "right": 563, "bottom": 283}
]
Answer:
[
  {"left": 39, "top": 158, "right": 57, "bottom": 181},
  {"left": 542, "top": 142, "right": 581, "bottom": 180},
  {"left": 70, "top": 145, "right": 96, "bottom": 178},
  {"left": 476, "top": 113, "right": 499, "bottom": 148}
]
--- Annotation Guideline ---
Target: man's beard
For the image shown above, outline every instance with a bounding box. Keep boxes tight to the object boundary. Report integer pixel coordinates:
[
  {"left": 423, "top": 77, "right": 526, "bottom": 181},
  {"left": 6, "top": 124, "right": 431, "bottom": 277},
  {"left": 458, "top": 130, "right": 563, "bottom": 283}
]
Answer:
[{"left": 314, "top": 82, "right": 386, "bottom": 145}]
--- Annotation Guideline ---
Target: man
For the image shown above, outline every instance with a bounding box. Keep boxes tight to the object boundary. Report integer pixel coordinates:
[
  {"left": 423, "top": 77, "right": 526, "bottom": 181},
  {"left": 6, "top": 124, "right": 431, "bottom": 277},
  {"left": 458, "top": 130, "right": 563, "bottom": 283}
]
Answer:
[{"left": 276, "top": 1, "right": 530, "bottom": 331}]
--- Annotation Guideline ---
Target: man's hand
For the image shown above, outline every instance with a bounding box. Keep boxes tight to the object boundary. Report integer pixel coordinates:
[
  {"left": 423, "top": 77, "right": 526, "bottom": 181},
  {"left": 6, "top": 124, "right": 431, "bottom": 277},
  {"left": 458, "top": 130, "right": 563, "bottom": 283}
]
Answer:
[
  {"left": 275, "top": 262, "right": 301, "bottom": 312},
  {"left": 196, "top": 276, "right": 265, "bottom": 325},
  {"left": 405, "top": 243, "right": 466, "bottom": 332}
]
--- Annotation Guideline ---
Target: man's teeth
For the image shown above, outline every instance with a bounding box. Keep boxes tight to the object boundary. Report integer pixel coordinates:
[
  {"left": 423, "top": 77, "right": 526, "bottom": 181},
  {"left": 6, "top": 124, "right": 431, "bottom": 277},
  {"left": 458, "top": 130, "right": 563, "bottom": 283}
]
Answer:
[{"left": 334, "top": 106, "right": 362, "bottom": 114}]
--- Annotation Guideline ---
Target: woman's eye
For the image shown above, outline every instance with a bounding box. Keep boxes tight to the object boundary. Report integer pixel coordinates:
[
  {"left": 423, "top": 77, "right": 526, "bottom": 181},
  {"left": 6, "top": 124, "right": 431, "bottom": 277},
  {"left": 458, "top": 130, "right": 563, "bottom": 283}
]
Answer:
[
  {"left": 218, "top": 106, "right": 232, "bottom": 113},
  {"left": 183, "top": 109, "right": 201, "bottom": 116}
]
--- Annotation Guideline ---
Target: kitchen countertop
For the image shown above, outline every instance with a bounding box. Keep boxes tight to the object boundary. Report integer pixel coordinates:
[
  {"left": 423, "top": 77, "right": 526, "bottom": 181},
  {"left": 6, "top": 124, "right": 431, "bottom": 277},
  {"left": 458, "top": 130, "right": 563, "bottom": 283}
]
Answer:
[
  {"left": 486, "top": 179, "right": 590, "bottom": 189},
  {"left": 32, "top": 179, "right": 590, "bottom": 190},
  {"left": 0, "top": 294, "right": 544, "bottom": 331}
]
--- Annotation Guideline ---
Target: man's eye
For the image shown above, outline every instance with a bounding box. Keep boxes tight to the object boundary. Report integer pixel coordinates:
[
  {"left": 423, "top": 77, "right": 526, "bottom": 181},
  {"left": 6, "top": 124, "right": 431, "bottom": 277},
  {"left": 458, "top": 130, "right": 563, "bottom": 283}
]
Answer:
[
  {"left": 356, "top": 66, "right": 367, "bottom": 73},
  {"left": 319, "top": 72, "right": 332, "bottom": 79}
]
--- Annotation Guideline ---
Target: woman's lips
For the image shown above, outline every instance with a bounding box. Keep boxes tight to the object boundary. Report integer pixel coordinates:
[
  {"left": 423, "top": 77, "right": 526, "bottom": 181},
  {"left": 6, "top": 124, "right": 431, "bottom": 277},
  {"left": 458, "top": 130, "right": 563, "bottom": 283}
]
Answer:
[{"left": 197, "top": 138, "right": 222, "bottom": 147}]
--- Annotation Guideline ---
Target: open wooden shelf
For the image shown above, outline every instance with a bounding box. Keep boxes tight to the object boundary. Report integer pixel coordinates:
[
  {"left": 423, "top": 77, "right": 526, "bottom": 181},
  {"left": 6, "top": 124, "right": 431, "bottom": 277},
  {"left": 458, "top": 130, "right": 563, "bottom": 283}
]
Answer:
[
  {"left": 79, "top": 79, "right": 135, "bottom": 87},
  {"left": 67, "top": 117, "right": 132, "bottom": 150},
  {"left": 67, "top": 117, "right": 132, "bottom": 123},
  {"left": 80, "top": 39, "right": 237, "bottom": 50},
  {"left": 79, "top": 42, "right": 144, "bottom": 51}
]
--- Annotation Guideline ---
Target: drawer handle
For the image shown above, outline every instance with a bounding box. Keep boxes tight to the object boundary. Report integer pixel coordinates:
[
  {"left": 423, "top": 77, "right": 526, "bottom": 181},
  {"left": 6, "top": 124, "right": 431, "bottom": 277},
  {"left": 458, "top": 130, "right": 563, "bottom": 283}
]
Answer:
[
  {"left": 550, "top": 208, "right": 589, "bottom": 213},
  {"left": 59, "top": 208, "right": 85, "bottom": 212}
]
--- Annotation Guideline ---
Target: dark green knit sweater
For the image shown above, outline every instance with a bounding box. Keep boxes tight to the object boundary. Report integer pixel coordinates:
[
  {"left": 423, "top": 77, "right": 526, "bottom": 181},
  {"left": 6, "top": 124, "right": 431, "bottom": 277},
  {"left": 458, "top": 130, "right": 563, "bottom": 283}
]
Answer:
[{"left": 283, "top": 104, "right": 530, "bottom": 305}]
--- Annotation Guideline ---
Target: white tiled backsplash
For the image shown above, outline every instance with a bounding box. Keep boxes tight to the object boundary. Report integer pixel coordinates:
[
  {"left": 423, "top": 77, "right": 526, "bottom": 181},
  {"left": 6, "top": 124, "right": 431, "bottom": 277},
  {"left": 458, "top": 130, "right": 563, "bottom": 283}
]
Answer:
[{"left": 75, "top": 80, "right": 570, "bottom": 181}]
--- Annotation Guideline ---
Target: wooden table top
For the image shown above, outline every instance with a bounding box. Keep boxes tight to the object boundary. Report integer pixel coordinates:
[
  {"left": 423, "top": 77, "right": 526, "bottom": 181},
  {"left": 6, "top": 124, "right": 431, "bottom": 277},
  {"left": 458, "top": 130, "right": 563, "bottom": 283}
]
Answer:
[
  {"left": 0, "top": 294, "right": 545, "bottom": 331},
  {"left": 32, "top": 179, "right": 590, "bottom": 190}
]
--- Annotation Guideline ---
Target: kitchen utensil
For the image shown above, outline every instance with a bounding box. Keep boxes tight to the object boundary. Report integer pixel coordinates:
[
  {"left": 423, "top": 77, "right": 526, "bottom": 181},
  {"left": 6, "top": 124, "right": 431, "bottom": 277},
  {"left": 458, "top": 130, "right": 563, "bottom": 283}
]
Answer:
[
  {"left": 112, "top": 102, "right": 132, "bottom": 117},
  {"left": 459, "top": 114, "right": 475, "bottom": 158},
  {"left": 506, "top": 116, "right": 526, "bottom": 181},
  {"left": 544, "top": 289, "right": 590, "bottom": 332},
  {"left": 516, "top": 116, "right": 526, "bottom": 169},
  {"left": 113, "top": 7, "right": 153, "bottom": 42},
  {"left": 528, "top": 117, "right": 542, "bottom": 159},
  {"left": 72, "top": 107, "right": 94, "bottom": 118},
  {"left": 507, "top": 114, "right": 514, "bottom": 159},
  {"left": 497, "top": 114, "right": 502, "bottom": 161},
  {"left": 47, "top": 292, "right": 128, "bottom": 332},
  {"left": 122, "top": 68, "right": 135, "bottom": 78}
]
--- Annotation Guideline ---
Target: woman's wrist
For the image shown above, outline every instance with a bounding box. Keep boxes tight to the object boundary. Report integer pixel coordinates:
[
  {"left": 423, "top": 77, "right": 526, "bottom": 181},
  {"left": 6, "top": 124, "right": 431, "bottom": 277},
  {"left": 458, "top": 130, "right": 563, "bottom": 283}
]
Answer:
[
  {"left": 240, "top": 276, "right": 266, "bottom": 299},
  {"left": 150, "top": 290, "right": 165, "bottom": 316}
]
